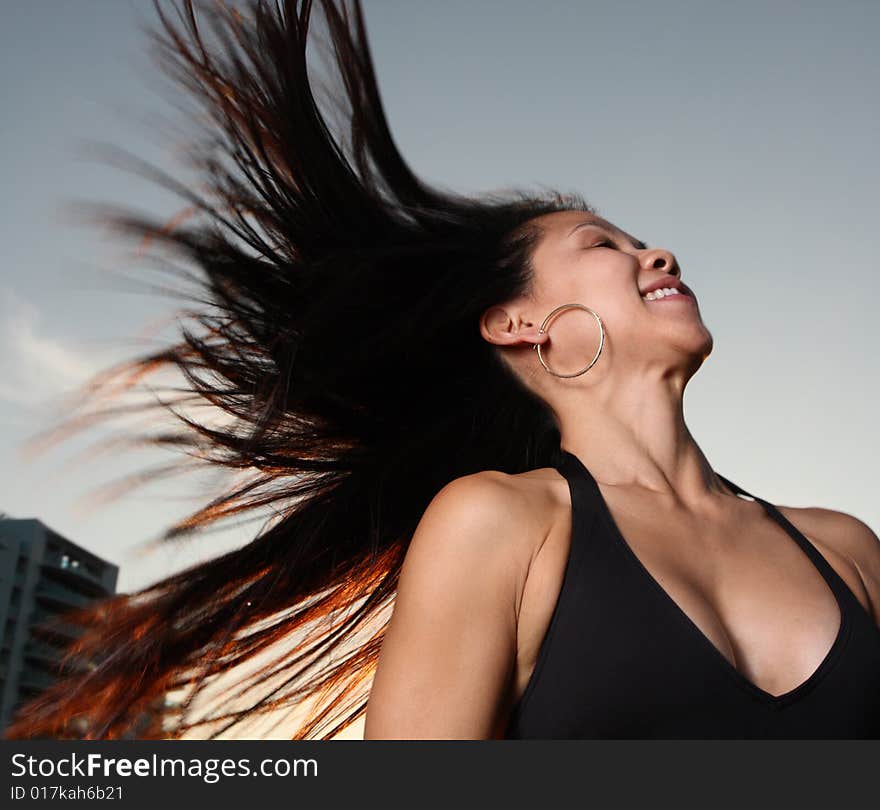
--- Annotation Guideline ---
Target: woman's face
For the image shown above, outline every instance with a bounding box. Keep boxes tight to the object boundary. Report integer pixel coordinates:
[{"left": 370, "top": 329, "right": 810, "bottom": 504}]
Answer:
[{"left": 483, "top": 209, "right": 713, "bottom": 380}]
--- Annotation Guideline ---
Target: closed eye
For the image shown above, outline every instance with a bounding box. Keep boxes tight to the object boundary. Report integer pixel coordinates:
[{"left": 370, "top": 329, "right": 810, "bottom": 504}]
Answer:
[{"left": 588, "top": 241, "right": 616, "bottom": 249}]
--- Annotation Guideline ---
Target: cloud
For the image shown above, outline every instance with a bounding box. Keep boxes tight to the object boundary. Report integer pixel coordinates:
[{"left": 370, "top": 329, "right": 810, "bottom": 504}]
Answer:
[
  {"left": 0, "top": 288, "right": 243, "bottom": 438},
  {"left": 0, "top": 289, "right": 113, "bottom": 411}
]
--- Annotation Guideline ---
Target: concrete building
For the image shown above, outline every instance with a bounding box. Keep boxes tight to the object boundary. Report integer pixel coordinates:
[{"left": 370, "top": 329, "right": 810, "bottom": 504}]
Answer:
[{"left": 0, "top": 515, "right": 118, "bottom": 732}]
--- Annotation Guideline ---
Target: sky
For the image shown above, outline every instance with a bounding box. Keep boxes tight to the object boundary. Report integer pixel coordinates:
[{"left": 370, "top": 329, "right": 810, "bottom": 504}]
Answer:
[{"left": 2, "top": 0, "right": 878, "bottom": 606}]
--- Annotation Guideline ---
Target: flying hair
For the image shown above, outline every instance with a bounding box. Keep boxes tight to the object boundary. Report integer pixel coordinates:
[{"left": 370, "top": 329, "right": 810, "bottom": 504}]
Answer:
[{"left": 3, "top": 0, "right": 596, "bottom": 740}]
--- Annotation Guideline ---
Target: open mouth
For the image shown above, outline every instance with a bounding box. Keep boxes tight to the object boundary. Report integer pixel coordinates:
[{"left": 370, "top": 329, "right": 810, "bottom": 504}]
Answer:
[{"left": 641, "top": 284, "right": 697, "bottom": 304}]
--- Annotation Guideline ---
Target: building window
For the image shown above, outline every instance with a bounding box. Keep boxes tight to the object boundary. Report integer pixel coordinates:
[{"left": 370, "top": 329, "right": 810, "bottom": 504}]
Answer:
[{"left": 59, "top": 554, "right": 81, "bottom": 570}]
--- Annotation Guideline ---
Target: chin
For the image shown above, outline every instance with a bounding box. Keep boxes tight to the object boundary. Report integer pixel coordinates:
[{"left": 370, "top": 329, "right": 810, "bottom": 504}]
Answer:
[
  {"left": 669, "top": 330, "right": 713, "bottom": 371},
  {"left": 696, "top": 330, "right": 713, "bottom": 357},
  {"left": 691, "top": 332, "right": 714, "bottom": 367}
]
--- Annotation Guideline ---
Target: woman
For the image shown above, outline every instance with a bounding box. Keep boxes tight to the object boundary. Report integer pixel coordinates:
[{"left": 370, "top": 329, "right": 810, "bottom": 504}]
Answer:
[
  {"left": 365, "top": 209, "right": 880, "bottom": 738},
  {"left": 5, "top": 0, "right": 879, "bottom": 741}
]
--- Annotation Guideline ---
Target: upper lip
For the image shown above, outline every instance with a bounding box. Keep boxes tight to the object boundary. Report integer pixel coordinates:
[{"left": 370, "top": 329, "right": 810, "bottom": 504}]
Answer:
[{"left": 639, "top": 277, "right": 694, "bottom": 298}]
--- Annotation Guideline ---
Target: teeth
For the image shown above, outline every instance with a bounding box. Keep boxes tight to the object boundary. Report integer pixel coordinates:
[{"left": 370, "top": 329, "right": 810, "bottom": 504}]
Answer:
[{"left": 642, "top": 287, "right": 685, "bottom": 301}]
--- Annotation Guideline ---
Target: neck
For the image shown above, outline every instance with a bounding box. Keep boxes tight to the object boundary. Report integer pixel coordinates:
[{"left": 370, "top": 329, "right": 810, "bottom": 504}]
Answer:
[{"left": 554, "top": 368, "right": 725, "bottom": 505}]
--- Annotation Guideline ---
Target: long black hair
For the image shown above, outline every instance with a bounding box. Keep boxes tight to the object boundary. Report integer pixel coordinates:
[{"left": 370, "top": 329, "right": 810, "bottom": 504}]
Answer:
[{"left": 4, "top": 0, "right": 594, "bottom": 739}]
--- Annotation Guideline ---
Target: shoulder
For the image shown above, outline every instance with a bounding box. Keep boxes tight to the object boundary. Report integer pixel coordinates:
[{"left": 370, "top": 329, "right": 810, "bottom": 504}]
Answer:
[
  {"left": 778, "top": 505, "right": 880, "bottom": 571},
  {"left": 414, "top": 467, "right": 562, "bottom": 556},
  {"left": 409, "top": 467, "right": 564, "bottom": 590},
  {"left": 427, "top": 468, "right": 560, "bottom": 535},
  {"left": 426, "top": 470, "right": 524, "bottom": 532},
  {"left": 777, "top": 504, "right": 880, "bottom": 623},
  {"left": 368, "top": 469, "right": 559, "bottom": 738}
]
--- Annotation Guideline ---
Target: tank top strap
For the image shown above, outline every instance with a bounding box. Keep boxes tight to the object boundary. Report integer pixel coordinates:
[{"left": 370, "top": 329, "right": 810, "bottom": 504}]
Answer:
[
  {"left": 714, "top": 471, "right": 758, "bottom": 500},
  {"left": 716, "top": 472, "right": 857, "bottom": 617},
  {"left": 560, "top": 453, "right": 856, "bottom": 619},
  {"left": 560, "top": 453, "right": 761, "bottom": 508},
  {"left": 555, "top": 449, "right": 605, "bottom": 510},
  {"left": 551, "top": 450, "right": 607, "bottom": 566}
]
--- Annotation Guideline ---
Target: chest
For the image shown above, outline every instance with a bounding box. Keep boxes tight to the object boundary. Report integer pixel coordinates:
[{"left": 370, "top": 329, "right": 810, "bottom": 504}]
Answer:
[
  {"left": 514, "top": 490, "right": 866, "bottom": 709},
  {"left": 509, "top": 488, "right": 880, "bottom": 738}
]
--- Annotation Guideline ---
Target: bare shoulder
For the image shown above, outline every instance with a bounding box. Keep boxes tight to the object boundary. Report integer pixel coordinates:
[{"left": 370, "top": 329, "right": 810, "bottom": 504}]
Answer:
[
  {"left": 365, "top": 467, "right": 561, "bottom": 738},
  {"left": 777, "top": 503, "right": 880, "bottom": 624},
  {"left": 427, "top": 467, "right": 562, "bottom": 556},
  {"left": 420, "top": 467, "right": 566, "bottom": 615}
]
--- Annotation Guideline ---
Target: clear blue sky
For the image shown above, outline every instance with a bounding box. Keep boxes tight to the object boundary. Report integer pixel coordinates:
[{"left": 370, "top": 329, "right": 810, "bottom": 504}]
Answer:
[{"left": 2, "top": 0, "right": 878, "bottom": 592}]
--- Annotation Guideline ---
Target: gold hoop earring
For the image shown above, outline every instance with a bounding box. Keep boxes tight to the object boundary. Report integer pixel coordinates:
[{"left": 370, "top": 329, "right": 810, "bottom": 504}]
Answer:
[{"left": 534, "top": 303, "right": 605, "bottom": 378}]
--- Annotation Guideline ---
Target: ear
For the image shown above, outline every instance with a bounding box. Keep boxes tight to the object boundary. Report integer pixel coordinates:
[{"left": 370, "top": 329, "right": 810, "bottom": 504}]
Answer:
[{"left": 479, "top": 305, "right": 551, "bottom": 349}]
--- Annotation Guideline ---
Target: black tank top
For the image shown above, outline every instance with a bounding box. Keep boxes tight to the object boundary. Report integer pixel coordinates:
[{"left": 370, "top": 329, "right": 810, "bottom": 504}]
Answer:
[{"left": 504, "top": 449, "right": 880, "bottom": 739}]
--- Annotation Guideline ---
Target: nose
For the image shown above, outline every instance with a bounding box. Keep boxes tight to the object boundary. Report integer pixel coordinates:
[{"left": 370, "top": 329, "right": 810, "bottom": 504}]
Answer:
[{"left": 642, "top": 247, "right": 679, "bottom": 276}]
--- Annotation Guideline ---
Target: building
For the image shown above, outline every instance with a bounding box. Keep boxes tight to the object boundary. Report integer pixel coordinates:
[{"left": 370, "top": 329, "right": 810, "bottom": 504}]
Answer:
[{"left": 0, "top": 515, "right": 118, "bottom": 732}]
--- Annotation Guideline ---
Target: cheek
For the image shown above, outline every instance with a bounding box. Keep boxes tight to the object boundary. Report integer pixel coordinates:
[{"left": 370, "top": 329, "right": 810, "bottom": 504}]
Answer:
[
  {"left": 569, "top": 275, "right": 635, "bottom": 319},
  {"left": 531, "top": 268, "right": 594, "bottom": 309},
  {"left": 530, "top": 290, "right": 629, "bottom": 347},
  {"left": 530, "top": 261, "right": 635, "bottom": 319},
  {"left": 528, "top": 283, "right": 573, "bottom": 324}
]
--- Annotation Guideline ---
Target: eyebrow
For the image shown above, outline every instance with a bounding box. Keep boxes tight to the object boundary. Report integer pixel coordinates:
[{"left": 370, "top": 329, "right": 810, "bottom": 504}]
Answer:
[{"left": 567, "top": 220, "right": 648, "bottom": 251}]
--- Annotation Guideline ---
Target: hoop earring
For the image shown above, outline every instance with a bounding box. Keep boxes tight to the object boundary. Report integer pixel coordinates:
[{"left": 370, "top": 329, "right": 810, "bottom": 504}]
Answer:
[{"left": 534, "top": 303, "right": 605, "bottom": 378}]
